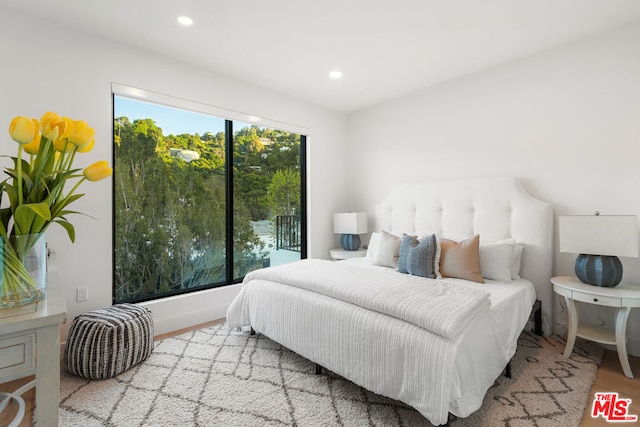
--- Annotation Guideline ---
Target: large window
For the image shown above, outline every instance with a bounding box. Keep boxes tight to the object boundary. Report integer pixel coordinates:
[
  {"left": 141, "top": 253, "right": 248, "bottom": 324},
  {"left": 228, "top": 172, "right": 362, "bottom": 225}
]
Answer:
[{"left": 112, "top": 89, "right": 306, "bottom": 303}]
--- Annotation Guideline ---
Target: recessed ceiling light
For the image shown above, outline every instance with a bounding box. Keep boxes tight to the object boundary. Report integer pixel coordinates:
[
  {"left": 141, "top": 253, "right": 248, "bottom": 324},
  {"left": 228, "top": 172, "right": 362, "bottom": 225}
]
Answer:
[
  {"left": 177, "top": 16, "right": 194, "bottom": 26},
  {"left": 329, "top": 70, "right": 343, "bottom": 80}
]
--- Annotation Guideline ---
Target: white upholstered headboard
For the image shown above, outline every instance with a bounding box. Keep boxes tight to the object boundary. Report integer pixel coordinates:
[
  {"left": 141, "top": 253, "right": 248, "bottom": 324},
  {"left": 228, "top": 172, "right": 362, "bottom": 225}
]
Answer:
[{"left": 375, "top": 176, "right": 553, "bottom": 333}]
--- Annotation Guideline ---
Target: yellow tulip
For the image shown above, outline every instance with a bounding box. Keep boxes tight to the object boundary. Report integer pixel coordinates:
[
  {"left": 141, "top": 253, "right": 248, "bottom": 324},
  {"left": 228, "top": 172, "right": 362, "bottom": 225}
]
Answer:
[
  {"left": 60, "top": 116, "right": 74, "bottom": 139},
  {"left": 52, "top": 138, "right": 73, "bottom": 153},
  {"left": 77, "top": 138, "right": 95, "bottom": 153},
  {"left": 23, "top": 124, "right": 42, "bottom": 155},
  {"left": 83, "top": 160, "right": 112, "bottom": 182},
  {"left": 68, "top": 120, "right": 95, "bottom": 148},
  {"left": 4, "top": 112, "right": 108, "bottom": 259},
  {"left": 40, "top": 111, "right": 66, "bottom": 141},
  {"left": 9, "top": 116, "right": 38, "bottom": 144}
]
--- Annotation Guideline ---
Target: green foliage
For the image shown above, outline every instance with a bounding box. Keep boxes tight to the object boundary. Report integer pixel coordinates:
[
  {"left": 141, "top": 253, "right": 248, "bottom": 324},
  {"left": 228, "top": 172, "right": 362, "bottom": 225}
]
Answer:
[
  {"left": 113, "top": 117, "right": 301, "bottom": 302},
  {"left": 265, "top": 169, "right": 300, "bottom": 217}
]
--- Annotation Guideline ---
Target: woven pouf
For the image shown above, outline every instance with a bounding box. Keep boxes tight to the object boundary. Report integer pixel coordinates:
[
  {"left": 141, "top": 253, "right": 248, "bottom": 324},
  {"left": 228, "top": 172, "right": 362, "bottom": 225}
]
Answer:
[{"left": 64, "top": 303, "right": 154, "bottom": 379}]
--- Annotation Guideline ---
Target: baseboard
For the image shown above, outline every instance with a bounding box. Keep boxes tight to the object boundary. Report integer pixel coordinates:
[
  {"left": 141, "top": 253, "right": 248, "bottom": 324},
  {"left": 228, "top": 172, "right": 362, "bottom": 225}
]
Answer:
[
  {"left": 525, "top": 311, "right": 552, "bottom": 336},
  {"left": 139, "top": 284, "right": 242, "bottom": 336}
]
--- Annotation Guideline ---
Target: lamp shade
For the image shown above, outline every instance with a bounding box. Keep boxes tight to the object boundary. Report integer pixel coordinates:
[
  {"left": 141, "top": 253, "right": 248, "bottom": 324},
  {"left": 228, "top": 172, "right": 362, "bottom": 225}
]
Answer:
[
  {"left": 559, "top": 215, "right": 639, "bottom": 257},
  {"left": 333, "top": 212, "right": 368, "bottom": 235},
  {"left": 559, "top": 215, "right": 639, "bottom": 287}
]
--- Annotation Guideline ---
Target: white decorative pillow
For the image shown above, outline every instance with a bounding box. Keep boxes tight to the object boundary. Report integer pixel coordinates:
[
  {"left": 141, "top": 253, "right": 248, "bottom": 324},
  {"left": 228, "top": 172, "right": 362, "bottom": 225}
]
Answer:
[
  {"left": 511, "top": 242, "right": 525, "bottom": 280},
  {"left": 374, "top": 230, "right": 401, "bottom": 268},
  {"left": 366, "top": 232, "right": 381, "bottom": 262},
  {"left": 479, "top": 239, "right": 514, "bottom": 282}
]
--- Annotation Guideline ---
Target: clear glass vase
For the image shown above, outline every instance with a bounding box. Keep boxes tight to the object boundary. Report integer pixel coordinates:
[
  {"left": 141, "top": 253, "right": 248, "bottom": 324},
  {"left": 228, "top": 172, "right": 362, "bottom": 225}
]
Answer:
[{"left": 0, "top": 233, "right": 47, "bottom": 308}]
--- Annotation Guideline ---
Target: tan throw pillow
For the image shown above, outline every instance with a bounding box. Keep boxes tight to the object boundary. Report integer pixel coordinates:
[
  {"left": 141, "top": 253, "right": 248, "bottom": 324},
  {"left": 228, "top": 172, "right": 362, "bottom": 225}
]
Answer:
[{"left": 439, "top": 235, "right": 484, "bottom": 283}]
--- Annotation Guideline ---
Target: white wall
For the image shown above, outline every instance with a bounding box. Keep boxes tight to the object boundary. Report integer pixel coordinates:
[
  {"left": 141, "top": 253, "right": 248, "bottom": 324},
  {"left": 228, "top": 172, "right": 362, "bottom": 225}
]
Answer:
[
  {"left": 4, "top": 4, "right": 640, "bottom": 357},
  {"left": 0, "top": 7, "right": 348, "bottom": 338},
  {"left": 347, "top": 21, "right": 640, "bottom": 356}
]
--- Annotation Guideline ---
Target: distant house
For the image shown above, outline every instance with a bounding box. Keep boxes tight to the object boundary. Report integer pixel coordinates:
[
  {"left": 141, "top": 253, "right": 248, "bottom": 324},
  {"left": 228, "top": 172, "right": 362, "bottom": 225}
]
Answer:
[{"left": 170, "top": 148, "right": 200, "bottom": 162}]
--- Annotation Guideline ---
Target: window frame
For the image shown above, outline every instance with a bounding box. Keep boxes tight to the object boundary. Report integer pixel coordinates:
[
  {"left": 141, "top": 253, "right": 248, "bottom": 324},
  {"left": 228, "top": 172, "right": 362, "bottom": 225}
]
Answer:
[{"left": 111, "top": 84, "right": 308, "bottom": 304}]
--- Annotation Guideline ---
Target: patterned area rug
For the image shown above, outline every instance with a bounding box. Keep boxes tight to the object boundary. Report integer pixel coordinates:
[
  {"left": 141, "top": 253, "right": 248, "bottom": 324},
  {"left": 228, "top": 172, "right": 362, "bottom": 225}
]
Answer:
[{"left": 52, "top": 323, "right": 602, "bottom": 426}]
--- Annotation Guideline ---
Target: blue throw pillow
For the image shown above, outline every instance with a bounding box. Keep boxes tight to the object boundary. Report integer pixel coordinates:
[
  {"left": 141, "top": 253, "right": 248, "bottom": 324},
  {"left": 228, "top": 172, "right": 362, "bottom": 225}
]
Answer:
[
  {"left": 398, "top": 233, "right": 437, "bottom": 279},
  {"left": 398, "top": 234, "right": 418, "bottom": 274}
]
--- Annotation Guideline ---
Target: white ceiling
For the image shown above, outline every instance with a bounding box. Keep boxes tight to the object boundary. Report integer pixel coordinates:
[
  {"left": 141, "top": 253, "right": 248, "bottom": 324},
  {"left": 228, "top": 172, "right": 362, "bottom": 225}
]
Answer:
[{"left": 3, "top": 0, "right": 640, "bottom": 112}]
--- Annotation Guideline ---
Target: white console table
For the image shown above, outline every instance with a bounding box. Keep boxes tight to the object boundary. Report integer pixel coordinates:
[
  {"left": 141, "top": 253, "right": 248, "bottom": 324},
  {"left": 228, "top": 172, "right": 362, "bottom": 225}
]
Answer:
[
  {"left": 551, "top": 275, "right": 640, "bottom": 378},
  {"left": 0, "top": 274, "right": 66, "bottom": 426}
]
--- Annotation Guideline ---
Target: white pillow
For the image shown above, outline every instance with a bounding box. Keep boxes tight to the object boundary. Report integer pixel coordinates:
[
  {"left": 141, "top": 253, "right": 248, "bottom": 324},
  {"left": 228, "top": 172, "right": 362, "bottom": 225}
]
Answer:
[
  {"left": 374, "top": 230, "right": 401, "bottom": 268},
  {"left": 366, "top": 232, "right": 381, "bottom": 262},
  {"left": 511, "top": 242, "right": 525, "bottom": 280},
  {"left": 479, "top": 239, "right": 514, "bottom": 282},
  {"left": 429, "top": 234, "right": 442, "bottom": 279}
]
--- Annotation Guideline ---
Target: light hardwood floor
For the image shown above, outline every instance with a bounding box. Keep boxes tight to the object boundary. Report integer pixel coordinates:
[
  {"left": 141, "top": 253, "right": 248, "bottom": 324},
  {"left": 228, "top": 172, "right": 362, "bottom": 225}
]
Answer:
[
  {"left": 2, "top": 322, "right": 637, "bottom": 427},
  {"left": 581, "top": 350, "right": 640, "bottom": 426}
]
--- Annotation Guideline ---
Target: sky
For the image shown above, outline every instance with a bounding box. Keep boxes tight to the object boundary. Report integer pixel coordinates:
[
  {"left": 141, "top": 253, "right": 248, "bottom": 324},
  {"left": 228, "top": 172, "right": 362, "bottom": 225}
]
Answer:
[{"left": 114, "top": 96, "right": 226, "bottom": 136}]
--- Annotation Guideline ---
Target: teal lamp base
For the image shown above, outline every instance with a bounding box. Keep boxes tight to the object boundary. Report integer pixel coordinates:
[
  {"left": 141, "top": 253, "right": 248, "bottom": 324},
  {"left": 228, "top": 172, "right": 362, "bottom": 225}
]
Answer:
[
  {"left": 340, "top": 234, "right": 361, "bottom": 251},
  {"left": 575, "top": 254, "right": 623, "bottom": 287}
]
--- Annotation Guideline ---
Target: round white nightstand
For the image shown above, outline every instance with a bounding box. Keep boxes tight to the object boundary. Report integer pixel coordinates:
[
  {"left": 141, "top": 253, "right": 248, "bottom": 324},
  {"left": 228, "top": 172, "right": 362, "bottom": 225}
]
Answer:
[
  {"left": 551, "top": 275, "right": 640, "bottom": 378},
  {"left": 329, "top": 248, "right": 367, "bottom": 261}
]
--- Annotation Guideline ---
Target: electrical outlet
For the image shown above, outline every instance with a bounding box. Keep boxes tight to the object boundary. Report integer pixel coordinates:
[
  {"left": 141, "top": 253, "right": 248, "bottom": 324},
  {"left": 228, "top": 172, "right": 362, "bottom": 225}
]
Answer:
[{"left": 76, "top": 287, "right": 88, "bottom": 302}]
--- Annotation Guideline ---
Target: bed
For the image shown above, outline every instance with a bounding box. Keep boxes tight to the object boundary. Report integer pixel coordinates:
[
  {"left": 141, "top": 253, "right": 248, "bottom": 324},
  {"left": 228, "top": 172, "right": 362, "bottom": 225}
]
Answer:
[{"left": 227, "top": 176, "right": 553, "bottom": 425}]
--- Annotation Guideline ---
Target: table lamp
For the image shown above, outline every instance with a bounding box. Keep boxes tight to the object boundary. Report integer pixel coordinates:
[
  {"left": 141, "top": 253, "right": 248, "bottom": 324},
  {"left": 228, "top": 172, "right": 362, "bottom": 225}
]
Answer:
[
  {"left": 333, "top": 212, "right": 368, "bottom": 251},
  {"left": 559, "top": 214, "right": 639, "bottom": 287}
]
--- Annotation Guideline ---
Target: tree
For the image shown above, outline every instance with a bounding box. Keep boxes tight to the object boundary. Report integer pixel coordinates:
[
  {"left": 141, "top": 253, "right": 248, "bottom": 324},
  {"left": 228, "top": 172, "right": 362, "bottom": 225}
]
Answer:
[
  {"left": 265, "top": 169, "right": 300, "bottom": 217},
  {"left": 113, "top": 114, "right": 301, "bottom": 302},
  {"left": 114, "top": 117, "right": 230, "bottom": 301}
]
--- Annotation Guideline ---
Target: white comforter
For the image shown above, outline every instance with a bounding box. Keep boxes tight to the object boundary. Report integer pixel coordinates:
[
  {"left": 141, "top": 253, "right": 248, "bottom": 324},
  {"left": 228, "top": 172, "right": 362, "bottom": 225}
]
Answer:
[
  {"left": 231, "top": 259, "right": 490, "bottom": 339},
  {"left": 226, "top": 259, "right": 493, "bottom": 425}
]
